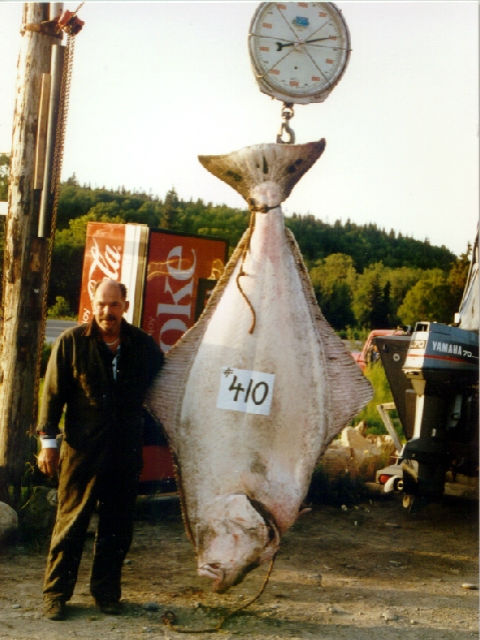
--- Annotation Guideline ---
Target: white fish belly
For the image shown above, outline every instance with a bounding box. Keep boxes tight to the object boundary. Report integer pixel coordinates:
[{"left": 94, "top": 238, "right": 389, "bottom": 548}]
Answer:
[{"left": 174, "top": 211, "right": 331, "bottom": 533}]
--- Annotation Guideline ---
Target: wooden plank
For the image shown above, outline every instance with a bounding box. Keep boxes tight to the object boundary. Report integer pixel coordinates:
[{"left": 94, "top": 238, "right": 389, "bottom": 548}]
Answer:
[{"left": 33, "top": 73, "right": 51, "bottom": 190}]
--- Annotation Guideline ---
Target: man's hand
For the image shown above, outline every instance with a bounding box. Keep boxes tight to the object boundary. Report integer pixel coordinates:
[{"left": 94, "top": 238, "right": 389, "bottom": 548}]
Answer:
[{"left": 37, "top": 447, "right": 60, "bottom": 477}]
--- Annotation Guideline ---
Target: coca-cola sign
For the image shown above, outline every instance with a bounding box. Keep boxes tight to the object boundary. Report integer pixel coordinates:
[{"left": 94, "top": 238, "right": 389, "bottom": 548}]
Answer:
[
  {"left": 78, "top": 222, "right": 126, "bottom": 324},
  {"left": 141, "top": 230, "right": 227, "bottom": 352}
]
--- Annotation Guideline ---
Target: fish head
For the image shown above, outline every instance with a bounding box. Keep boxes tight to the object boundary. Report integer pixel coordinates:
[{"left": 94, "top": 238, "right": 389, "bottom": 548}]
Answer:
[{"left": 195, "top": 494, "right": 280, "bottom": 592}]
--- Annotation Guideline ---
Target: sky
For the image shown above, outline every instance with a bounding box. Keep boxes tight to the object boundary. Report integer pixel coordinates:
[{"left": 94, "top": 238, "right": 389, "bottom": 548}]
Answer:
[{"left": 0, "top": 1, "right": 478, "bottom": 257}]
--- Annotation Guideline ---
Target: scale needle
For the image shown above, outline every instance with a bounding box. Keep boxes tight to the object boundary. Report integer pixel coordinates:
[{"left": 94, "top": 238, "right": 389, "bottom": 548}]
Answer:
[{"left": 276, "top": 37, "right": 332, "bottom": 51}]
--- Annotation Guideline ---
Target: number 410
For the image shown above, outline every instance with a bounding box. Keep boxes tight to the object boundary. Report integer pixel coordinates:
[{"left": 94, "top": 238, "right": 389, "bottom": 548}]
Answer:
[{"left": 229, "top": 374, "right": 269, "bottom": 406}]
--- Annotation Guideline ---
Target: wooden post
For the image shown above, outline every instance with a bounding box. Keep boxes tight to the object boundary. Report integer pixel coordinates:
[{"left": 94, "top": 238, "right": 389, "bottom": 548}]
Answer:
[{"left": 0, "top": 3, "right": 62, "bottom": 504}]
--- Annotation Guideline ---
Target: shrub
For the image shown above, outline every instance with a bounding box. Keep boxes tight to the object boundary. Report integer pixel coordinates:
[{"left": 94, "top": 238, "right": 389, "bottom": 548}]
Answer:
[
  {"left": 47, "top": 296, "right": 74, "bottom": 319},
  {"left": 352, "top": 362, "right": 402, "bottom": 436}
]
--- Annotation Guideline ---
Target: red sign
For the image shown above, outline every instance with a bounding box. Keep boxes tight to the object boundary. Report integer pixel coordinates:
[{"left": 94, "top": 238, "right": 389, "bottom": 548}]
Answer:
[
  {"left": 78, "top": 222, "right": 126, "bottom": 324},
  {"left": 141, "top": 230, "right": 228, "bottom": 352}
]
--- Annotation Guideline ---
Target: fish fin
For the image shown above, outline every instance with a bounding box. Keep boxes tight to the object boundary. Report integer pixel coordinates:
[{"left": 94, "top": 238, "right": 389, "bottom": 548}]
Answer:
[
  {"left": 145, "top": 232, "right": 252, "bottom": 548},
  {"left": 146, "top": 228, "right": 252, "bottom": 441},
  {"left": 198, "top": 140, "right": 326, "bottom": 204},
  {"left": 285, "top": 228, "right": 373, "bottom": 444},
  {"left": 171, "top": 450, "right": 195, "bottom": 544}
]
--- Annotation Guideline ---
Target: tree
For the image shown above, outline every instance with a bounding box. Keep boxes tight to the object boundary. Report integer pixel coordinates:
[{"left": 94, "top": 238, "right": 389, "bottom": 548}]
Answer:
[
  {"left": 321, "top": 281, "right": 355, "bottom": 331},
  {"left": 124, "top": 200, "right": 161, "bottom": 228},
  {"left": 57, "top": 182, "right": 96, "bottom": 228},
  {"left": 49, "top": 234, "right": 85, "bottom": 312},
  {"left": 383, "top": 265, "right": 424, "bottom": 325},
  {"left": 447, "top": 250, "right": 470, "bottom": 307},
  {"left": 0, "top": 153, "right": 9, "bottom": 201},
  {"left": 86, "top": 201, "right": 122, "bottom": 220},
  {"left": 309, "top": 253, "right": 356, "bottom": 329},
  {"left": 352, "top": 264, "right": 392, "bottom": 329},
  {"left": 47, "top": 295, "right": 73, "bottom": 318},
  {"left": 38, "top": 180, "right": 460, "bottom": 332},
  {"left": 397, "top": 269, "right": 457, "bottom": 326},
  {"left": 161, "top": 187, "right": 180, "bottom": 229}
]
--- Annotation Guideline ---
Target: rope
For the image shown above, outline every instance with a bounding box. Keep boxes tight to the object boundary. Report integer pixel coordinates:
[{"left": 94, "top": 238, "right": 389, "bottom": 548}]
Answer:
[
  {"left": 161, "top": 552, "right": 277, "bottom": 634},
  {"left": 235, "top": 210, "right": 257, "bottom": 334},
  {"left": 235, "top": 201, "right": 281, "bottom": 335}
]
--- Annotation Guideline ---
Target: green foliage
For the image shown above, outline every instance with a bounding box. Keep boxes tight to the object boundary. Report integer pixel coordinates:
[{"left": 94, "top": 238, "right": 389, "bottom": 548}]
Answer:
[
  {"left": 47, "top": 296, "right": 74, "bottom": 319},
  {"left": 40, "top": 180, "right": 467, "bottom": 332},
  {"left": 57, "top": 180, "right": 162, "bottom": 230},
  {"left": 310, "top": 253, "right": 356, "bottom": 329},
  {"left": 448, "top": 248, "right": 470, "bottom": 294},
  {"left": 352, "top": 263, "right": 392, "bottom": 329},
  {"left": 161, "top": 187, "right": 180, "bottom": 229},
  {"left": 382, "top": 265, "right": 424, "bottom": 324},
  {"left": 353, "top": 362, "right": 401, "bottom": 436},
  {"left": 0, "top": 152, "right": 8, "bottom": 201},
  {"left": 397, "top": 268, "right": 459, "bottom": 325},
  {"left": 286, "top": 215, "right": 456, "bottom": 272}
]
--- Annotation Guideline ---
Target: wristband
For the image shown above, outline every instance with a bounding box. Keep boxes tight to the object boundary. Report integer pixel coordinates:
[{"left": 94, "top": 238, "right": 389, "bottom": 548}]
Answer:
[{"left": 41, "top": 438, "right": 58, "bottom": 449}]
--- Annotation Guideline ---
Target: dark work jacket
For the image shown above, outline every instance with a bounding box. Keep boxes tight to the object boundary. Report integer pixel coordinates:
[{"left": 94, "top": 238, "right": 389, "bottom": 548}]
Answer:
[{"left": 37, "top": 319, "right": 164, "bottom": 477}]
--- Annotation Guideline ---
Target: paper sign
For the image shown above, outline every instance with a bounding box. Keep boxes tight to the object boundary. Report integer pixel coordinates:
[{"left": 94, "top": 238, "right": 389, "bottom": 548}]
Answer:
[{"left": 217, "top": 367, "right": 275, "bottom": 416}]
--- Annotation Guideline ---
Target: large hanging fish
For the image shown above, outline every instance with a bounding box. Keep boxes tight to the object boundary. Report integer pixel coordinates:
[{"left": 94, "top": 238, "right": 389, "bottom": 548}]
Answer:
[{"left": 147, "top": 140, "right": 372, "bottom": 592}]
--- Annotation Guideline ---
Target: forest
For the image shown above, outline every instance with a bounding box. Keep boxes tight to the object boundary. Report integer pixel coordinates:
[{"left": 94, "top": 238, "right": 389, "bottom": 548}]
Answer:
[{"left": 0, "top": 158, "right": 471, "bottom": 338}]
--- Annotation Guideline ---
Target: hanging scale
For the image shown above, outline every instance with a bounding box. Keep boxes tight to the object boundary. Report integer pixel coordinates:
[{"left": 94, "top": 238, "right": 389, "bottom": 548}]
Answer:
[{"left": 248, "top": 2, "right": 351, "bottom": 144}]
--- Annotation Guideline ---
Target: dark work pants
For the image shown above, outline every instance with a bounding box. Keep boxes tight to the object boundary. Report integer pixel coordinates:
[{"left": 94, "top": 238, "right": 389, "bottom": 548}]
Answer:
[{"left": 43, "top": 444, "right": 138, "bottom": 604}]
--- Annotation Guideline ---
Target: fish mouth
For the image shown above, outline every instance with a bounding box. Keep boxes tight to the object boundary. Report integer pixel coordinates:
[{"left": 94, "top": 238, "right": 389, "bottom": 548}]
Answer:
[
  {"left": 195, "top": 495, "right": 282, "bottom": 593},
  {"left": 198, "top": 563, "right": 225, "bottom": 591},
  {"left": 199, "top": 558, "right": 266, "bottom": 593},
  {"left": 198, "top": 561, "right": 257, "bottom": 593}
]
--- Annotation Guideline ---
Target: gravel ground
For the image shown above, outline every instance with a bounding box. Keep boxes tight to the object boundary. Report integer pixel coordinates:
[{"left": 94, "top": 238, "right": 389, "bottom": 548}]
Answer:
[{"left": 0, "top": 492, "right": 478, "bottom": 640}]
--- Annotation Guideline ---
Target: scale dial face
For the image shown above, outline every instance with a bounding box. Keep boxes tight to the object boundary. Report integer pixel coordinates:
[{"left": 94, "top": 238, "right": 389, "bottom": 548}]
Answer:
[{"left": 248, "top": 2, "right": 351, "bottom": 105}]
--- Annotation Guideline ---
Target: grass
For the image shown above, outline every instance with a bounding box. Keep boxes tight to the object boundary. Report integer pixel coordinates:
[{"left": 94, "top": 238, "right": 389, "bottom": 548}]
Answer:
[{"left": 352, "top": 362, "right": 404, "bottom": 438}]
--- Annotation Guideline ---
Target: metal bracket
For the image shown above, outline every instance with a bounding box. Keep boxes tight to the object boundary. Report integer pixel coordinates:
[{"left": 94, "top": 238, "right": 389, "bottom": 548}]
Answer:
[
  {"left": 23, "top": 20, "right": 63, "bottom": 39},
  {"left": 376, "top": 402, "right": 403, "bottom": 453},
  {"left": 23, "top": 6, "right": 85, "bottom": 39}
]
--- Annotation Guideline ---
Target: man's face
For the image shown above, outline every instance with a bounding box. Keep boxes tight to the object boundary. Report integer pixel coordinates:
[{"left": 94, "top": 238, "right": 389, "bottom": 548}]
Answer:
[{"left": 93, "top": 281, "right": 129, "bottom": 336}]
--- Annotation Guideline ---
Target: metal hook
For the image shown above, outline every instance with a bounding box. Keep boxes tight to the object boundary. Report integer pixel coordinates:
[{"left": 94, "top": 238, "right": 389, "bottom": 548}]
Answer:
[{"left": 276, "top": 103, "right": 295, "bottom": 144}]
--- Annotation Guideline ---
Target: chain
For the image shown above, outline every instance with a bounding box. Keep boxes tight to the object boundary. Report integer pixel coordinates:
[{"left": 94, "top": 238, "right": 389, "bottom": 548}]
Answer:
[
  {"left": 50, "top": 34, "right": 75, "bottom": 198},
  {"left": 276, "top": 102, "right": 295, "bottom": 144}
]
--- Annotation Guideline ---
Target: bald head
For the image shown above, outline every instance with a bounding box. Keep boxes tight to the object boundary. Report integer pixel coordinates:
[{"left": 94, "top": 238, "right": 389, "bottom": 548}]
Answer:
[
  {"left": 94, "top": 279, "right": 127, "bottom": 300},
  {"left": 93, "top": 279, "right": 129, "bottom": 337}
]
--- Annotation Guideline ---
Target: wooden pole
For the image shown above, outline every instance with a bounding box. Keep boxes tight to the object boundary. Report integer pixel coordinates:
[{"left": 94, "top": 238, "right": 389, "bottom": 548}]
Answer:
[{"left": 0, "top": 3, "right": 63, "bottom": 504}]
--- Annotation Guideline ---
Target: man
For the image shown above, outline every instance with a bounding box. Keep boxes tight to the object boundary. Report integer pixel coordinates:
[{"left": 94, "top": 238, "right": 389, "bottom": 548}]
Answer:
[{"left": 37, "top": 278, "right": 163, "bottom": 621}]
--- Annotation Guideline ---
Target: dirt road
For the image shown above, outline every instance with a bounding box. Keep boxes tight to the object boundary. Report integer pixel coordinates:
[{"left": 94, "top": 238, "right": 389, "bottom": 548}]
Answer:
[{"left": 0, "top": 493, "right": 477, "bottom": 640}]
